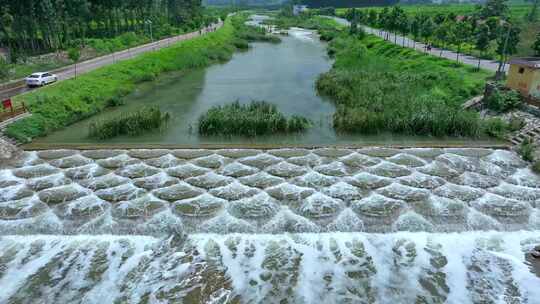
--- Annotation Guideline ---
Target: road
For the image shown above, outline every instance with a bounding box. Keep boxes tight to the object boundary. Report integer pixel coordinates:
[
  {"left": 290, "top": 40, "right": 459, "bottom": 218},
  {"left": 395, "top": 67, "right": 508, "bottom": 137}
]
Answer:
[
  {"left": 330, "top": 17, "right": 507, "bottom": 73},
  {"left": 0, "top": 22, "right": 223, "bottom": 100}
]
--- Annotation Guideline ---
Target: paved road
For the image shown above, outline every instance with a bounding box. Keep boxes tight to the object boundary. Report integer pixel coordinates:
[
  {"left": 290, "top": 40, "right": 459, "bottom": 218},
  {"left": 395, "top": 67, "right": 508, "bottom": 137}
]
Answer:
[
  {"left": 0, "top": 22, "right": 223, "bottom": 100},
  {"left": 331, "top": 17, "right": 506, "bottom": 73}
]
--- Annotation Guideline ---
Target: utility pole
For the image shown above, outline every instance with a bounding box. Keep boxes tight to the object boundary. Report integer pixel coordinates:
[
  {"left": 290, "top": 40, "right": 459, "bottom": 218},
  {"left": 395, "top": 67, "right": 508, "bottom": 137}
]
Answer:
[
  {"left": 496, "top": 22, "right": 511, "bottom": 80},
  {"left": 146, "top": 20, "right": 154, "bottom": 50}
]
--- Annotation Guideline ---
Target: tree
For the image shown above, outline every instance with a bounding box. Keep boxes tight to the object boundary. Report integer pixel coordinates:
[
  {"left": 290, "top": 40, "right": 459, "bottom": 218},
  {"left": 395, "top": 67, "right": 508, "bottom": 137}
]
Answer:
[
  {"left": 434, "top": 22, "right": 450, "bottom": 57},
  {"left": 367, "top": 9, "right": 378, "bottom": 27},
  {"left": 533, "top": 31, "right": 540, "bottom": 56},
  {"left": 410, "top": 16, "right": 422, "bottom": 49},
  {"left": 485, "top": 17, "right": 502, "bottom": 40},
  {"left": 480, "top": 0, "right": 509, "bottom": 19},
  {"left": 350, "top": 18, "right": 358, "bottom": 35},
  {"left": 496, "top": 23, "right": 521, "bottom": 77},
  {"left": 475, "top": 24, "right": 491, "bottom": 70},
  {"left": 397, "top": 14, "right": 410, "bottom": 47},
  {"left": 0, "top": 0, "right": 204, "bottom": 58},
  {"left": 389, "top": 6, "right": 405, "bottom": 43},
  {"left": 529, "top": 0, "right": 539, "bottom": 21},
  {"left": 379, "top": 7, "right": 391, "bottom": 40},
  {"left": 453, "top": 21, "right": 472, "bottom": 62},
  {"left": 346, "top": 8, "right": 357, "bottom": 21},
  {"left": 0, "top": 57, "right": 9, "bottom": 80},
  {"left": 420, "top": 18, "right": 435, "bottom": 51},
  {"left": 68, "top": 47, "right": 81, "bottom": 78}
]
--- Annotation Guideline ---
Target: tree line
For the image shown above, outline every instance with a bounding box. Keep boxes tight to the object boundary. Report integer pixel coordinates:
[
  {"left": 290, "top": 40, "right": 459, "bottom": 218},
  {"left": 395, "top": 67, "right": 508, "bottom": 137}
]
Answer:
[
  {"left": 344, "top": 0, "right": 536, "bottom": 74},
  {"left": 0, "top": 0, "right": 207, "bottom": 62}
]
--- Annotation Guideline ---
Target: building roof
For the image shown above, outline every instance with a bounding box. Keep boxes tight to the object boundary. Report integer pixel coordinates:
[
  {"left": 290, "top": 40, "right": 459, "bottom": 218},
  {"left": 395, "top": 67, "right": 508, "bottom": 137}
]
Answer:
[{"left": 509, "top": 57, "right": 540, "bottom": 69}]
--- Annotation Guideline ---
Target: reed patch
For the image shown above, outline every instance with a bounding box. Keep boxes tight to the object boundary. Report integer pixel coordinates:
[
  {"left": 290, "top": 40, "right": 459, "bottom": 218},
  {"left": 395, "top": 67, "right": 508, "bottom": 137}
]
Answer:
[
  {"left": 88, "top": 107, "right": 170, "bottom": 139},
  {"left": 198, "top": 101, "right": 310, "bottom": 137}
]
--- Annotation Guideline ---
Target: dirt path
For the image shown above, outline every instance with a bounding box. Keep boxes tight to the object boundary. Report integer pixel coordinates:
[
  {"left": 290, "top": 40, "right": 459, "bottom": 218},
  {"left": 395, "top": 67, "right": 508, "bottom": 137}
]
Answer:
[
  {"left": 0, "top": 22, "right": 223, "bottom": 101},
  {"left": 330, "top": 17, "right": 506, "bottom": 73}
]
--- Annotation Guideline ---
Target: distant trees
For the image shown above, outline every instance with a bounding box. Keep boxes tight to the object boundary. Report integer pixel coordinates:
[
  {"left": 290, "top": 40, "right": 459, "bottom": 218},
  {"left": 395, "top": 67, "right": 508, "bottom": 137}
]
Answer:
[
  {"left": 475, "top": 24, "right": 491, "bottom": 69},
  {"left": 453, "top": 20, "right": 472, "bottom": 61},
  {"left": 434, "top": 22, "right": 450, "bottom": 56},
  {"left": 0, "top": 0, "right": 205, "bottom": 62},
  {"left": 533, "top": 31, "right": 540, "bottom": 56},
  {"left": 479, "top": 0, "right": 509, "bottom": 19},
  {"left": 420, "top": 17, "right": 435, "bottom": 49},
  {"left": 529, "top": 0, "right": 539, "bottom": 21},
  {"left": 496, "top": 23, "right": 521, "bottom": 75},
  {"left": 344, "top": 0, "right": 526, "bottom": 66},
  {"left": 68, "top": 47, "right": 81, "bottom": 78},
  {"left": 319, "top": 7, "right": 336, "bottom": 16}
]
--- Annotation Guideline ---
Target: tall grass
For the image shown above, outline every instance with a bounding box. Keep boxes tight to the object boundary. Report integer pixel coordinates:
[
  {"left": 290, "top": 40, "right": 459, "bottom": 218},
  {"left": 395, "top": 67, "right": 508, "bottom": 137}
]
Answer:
[
  {"left": 232, "top": 17, "right": 281, "bottom": 44},
  {"left": 316, "top": 33, "right": 505, "bottom": 138},
  {"left": 88, "top": 106, "right": 170, "bottom": 139},
  {"left": 6, "top": 17, "right": 241, "bottom": 143},
  {"left": 198, "top": 101, "right": 310, "bottom": 137}
]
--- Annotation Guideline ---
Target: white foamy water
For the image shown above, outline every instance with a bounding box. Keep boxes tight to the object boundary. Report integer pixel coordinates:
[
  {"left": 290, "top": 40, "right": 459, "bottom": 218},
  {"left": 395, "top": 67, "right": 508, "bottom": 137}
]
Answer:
[
  {"left": 2, "top": 148, "right": 539, "bottom": 302},
  {"left": 0, "top": 232, "right": 539, "bottom": 303},
  {"left": 1, "top": 148, "right": 539, "bottom": 235}
]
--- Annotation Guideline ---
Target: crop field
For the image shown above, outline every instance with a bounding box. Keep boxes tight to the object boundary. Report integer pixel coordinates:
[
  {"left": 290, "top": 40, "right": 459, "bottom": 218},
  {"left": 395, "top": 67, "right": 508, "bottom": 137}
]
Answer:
[{"left": 337, "top": 2, "right": 535, "bottom": 21}]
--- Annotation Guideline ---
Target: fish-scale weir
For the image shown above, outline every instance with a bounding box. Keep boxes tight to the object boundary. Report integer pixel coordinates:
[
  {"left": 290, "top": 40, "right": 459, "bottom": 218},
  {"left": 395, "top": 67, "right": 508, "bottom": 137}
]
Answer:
[{"left": 1, "top": 147, "right": 539, "bottom": 303}]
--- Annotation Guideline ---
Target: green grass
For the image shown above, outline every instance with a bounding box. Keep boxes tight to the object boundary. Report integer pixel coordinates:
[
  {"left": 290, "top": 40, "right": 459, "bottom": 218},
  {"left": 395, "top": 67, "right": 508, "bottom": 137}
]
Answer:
[
  {"left": 234, "top": 17, "right": 282, "bottom": 43},
  {"left": 317, "top": 32, "right": 507, "bottom": 138},
  {"left": 198, "top": 100, "right": 310, "bottom": 136},
  {"left": 88, "top": 106, "right": 170, "bottom": 139},
  {"left": 6, "top": 17, "right": 245, "bottom": 143}
]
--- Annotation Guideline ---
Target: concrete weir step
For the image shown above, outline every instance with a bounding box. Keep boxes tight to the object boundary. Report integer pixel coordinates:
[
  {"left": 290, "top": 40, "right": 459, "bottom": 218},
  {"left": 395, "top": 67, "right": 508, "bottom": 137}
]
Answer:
[{"left": 0, "top": 147, "right": 537, "bottom": 235}]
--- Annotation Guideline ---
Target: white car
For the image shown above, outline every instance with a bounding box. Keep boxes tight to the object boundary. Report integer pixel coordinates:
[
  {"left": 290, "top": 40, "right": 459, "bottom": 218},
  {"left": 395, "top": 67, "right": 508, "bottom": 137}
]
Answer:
[{"left": 25, "top": 72, "right": 58, "bottom": 87}]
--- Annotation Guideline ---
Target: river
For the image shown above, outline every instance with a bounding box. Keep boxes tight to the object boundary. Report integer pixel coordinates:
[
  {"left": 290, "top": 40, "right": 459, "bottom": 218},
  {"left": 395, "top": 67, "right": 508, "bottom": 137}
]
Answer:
[{"left": 32, "top": 16, "right": 499, "bottom": 147}]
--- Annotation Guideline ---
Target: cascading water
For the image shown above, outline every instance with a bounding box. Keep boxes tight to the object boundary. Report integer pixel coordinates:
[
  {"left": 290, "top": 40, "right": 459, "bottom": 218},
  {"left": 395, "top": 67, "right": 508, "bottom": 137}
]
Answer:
[{"left": 1, "top": 147, "right": 539, "bottom": 303}]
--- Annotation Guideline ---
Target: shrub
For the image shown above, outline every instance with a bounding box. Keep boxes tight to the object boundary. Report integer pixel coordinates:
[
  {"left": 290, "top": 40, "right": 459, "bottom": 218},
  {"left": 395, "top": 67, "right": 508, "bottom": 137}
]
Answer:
[
  {"left": 485, "top": 86, "right": 523, "bottom": 113},
  {"left": 319, "top": 30, "right": 337, "bottom": 41},
  {"left": 88, "top": 106, "right": 170, "bottom": 139},
  {"left": 0, "top": 57, "right": 9, "bottom": 80},
  {"left": 482, "top": 118, "right": 509, "bottom": 138},
  {"left": 533, "top": 161, "right": 540, "bottom": 174},
  {"left": 518, "top": 137, "right": 536, "bottom": 162},
  {"left": 233, "top": 18, "right": 281, "bottom": 44},
  {"left": 233, "top": 38, "right": 249, "bottom": 49},
  {"left": 198, "top": 100, "right": 310, "bottom": 136},
  {"left": 508, "top": 115, "right": 526, "bottom": 132},
  {"left": 106, "top": 96, "right": 126, "bottom": 107}
]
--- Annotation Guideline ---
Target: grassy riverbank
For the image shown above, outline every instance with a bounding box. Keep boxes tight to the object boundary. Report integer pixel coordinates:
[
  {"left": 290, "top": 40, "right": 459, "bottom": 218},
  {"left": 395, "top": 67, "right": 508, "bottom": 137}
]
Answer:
[
  {"left": 198, "top": 101, "right": 310, "bottom": 136},
  {"left": 5, "top": 16, "right": 261, "bottom": 143},
  {"left": 318, "top": 33, "right": 506, "bottom": 137}
]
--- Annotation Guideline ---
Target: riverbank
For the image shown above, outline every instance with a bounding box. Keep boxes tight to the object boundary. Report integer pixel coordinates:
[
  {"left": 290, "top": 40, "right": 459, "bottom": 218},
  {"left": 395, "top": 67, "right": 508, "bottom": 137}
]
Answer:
[{"left": 4, "top": 17, "right": 244, "bottom": 144}]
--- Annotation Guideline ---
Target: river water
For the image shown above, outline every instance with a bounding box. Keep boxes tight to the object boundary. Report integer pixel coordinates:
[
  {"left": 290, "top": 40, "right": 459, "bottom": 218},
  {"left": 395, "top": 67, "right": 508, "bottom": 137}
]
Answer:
[{"left": 33, "top": 18, "right": 499, "bottom": 146}]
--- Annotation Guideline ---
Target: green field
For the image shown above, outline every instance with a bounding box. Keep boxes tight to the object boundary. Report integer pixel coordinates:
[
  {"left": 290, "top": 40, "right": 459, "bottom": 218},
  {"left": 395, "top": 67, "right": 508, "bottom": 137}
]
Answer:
[{"left": 336, "top": 2, "right": 535, "bottom": 20}]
